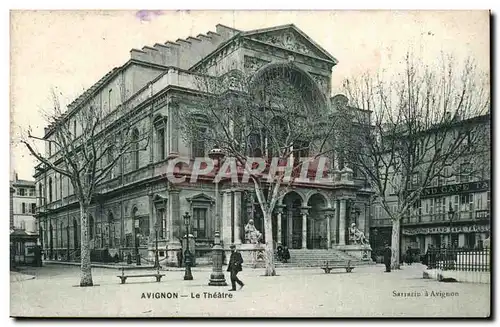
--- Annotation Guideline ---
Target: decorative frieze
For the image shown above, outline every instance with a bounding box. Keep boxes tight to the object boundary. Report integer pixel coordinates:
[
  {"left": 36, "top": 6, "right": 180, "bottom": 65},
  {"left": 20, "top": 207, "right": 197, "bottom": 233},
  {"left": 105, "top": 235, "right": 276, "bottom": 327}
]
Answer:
[
  {"left": 243, "top": 55, "right": 270, "bottom": 76},
  {"left": 309, "top": 72, "right": 330, "bottom": 95}
]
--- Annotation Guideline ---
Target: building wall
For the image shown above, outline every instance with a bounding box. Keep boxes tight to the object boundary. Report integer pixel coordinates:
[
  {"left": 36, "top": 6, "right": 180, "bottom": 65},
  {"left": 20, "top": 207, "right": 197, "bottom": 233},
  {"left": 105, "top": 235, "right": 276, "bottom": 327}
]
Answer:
[{"left": 34, "top": 24, "right": 377, "bottom": 264}]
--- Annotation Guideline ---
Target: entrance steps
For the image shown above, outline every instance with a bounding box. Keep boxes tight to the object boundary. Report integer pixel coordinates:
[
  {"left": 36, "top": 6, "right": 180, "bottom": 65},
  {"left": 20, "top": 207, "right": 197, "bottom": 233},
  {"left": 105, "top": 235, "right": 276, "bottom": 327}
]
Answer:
[{"left": 275, "top": 249, "right": 374, "bottom": 268}]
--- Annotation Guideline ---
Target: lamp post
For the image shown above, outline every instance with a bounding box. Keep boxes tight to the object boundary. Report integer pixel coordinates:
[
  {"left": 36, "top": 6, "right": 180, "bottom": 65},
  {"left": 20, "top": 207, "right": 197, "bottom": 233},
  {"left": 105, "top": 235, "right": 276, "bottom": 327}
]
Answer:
[
  {"left": 208, "top": 146, "right": 227, "bottom": 286},
  {"left": 135, "top": 220, "right": 141, "bottom": 266},
  {"left": 446, "top": 202, "right": 455, "bottom": 269},
  {"left": 153, "top": 221, "right": 160, "bottom": 269},
  {"left": 183, "top": 212, "right": 193, "bottom": 280}
]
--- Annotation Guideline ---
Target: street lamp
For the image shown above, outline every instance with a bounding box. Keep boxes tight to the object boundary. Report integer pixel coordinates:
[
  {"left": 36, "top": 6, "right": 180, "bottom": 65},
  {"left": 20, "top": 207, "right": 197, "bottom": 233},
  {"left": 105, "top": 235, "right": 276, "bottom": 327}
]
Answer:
[
  {"left": 448, "top": 202, "right": 455, "bottom": 247},
  {"left": 208, "top": 146, "right": 227, "bottom": 286},
  {"left": 153, "top": 221, "right": 160, "bottom": 269},
  {"left": 183, "top": 212, "right": 193, "bottom": 280},
  {"left": 135, "top": 219, "right": 141, "bottom": 266}
]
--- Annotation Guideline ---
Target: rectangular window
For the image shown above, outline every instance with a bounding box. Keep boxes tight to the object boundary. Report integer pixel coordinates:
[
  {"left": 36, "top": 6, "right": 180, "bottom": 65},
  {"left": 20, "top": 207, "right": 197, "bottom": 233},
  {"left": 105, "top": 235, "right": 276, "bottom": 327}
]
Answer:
[
  {"left": 158, "top": 128, "right": 166, "bottom": 160},
  {"left": 21, "top": 202, "right": 26, "bottom": 214},
  {"left": 487, "top": 191, "right": 490, "bottom": 210},
  {"left": 19, "top": 188, "right": 25, "bottom": 196},
  {"left": 31, "top": 203, "right": 36, "bottom": 213},
  {"left": 29, "top": 189, "right": 35, "bottom": 197},
  {"left": 192, "top": 127, "right": 206, "bottom": 158},
  {"left": 459, "top": 163, "right": 472, "bottom": 183},
  {"left": 193, "top": 208, "right": 207, "bottom": 238},
  {"left": 156, "top": 209, "right": 165, "bottom": 239}
]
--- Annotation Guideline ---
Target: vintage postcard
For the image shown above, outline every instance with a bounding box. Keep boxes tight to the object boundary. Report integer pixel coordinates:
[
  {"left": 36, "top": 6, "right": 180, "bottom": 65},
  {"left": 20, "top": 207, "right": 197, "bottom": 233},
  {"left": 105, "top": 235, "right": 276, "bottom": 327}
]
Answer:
[{"left": 9, "top": 9, "right": 491, "bottom": 318}]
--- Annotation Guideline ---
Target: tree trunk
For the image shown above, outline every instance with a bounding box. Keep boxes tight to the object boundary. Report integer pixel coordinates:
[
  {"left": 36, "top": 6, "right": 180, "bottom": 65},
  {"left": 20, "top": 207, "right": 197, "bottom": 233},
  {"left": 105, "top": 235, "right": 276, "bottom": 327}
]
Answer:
[
  {"left": 79, "top": 202, "right": 93, "bottom": 287},
  {"left": 391, "top": 218, "right": 401, "bottom": 270},
  {"left": 263, "top": 210, "right": 276, "bottom": 276}
]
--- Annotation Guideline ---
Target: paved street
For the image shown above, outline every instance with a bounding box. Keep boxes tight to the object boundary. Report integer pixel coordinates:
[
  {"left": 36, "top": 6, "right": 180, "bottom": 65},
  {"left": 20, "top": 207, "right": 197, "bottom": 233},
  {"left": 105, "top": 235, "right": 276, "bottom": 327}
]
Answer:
[{"left": 10, "top": 263, "right": 490, "bottom": 318}]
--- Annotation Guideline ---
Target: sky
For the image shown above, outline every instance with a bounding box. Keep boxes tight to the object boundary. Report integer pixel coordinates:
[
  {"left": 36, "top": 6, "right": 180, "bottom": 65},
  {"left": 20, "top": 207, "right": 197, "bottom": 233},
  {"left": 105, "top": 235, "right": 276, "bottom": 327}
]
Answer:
[{"left": 9, "top": 10, "right": 490, "bottom": 181}]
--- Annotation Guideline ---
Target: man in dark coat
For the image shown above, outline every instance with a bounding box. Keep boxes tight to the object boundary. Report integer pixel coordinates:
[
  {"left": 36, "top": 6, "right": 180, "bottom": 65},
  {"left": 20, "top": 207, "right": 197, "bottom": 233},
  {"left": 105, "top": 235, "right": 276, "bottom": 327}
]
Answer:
[
  {"left": 227, "top": 244, "right": 244, "bottom": 291},
  {"left": 383, "top": 243, "right": 392, "bottom": 272}
]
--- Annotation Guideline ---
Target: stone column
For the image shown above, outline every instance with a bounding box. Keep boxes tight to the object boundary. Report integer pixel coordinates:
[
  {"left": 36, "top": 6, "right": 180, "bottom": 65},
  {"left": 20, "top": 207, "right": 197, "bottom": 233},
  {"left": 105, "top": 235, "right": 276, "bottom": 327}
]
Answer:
[
  {"left": 168, "top": 189, "right": 180, "bottom": 244},
  {"left": 275, "top": 205, "right": 285, "bottom": 246},
  {"left": 339, "top": 199, "right": 346, "bottom": 245},
  {"left": 148, "top": 192, "right": 155, "bottom": 239},
  {"left": 300, "top": 207, "right": 310, "bottom": 249},
  {"left": 234, "top": 190, "right": 242, "bottom": 245},
  {"left": 222, "top": 191, "right": 232, "bottom": 248}
]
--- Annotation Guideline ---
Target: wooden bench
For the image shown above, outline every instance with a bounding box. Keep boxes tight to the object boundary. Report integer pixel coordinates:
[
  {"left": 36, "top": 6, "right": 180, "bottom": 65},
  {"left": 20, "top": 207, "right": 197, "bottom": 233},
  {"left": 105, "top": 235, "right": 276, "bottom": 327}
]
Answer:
[
  {"left": 117, "top": 267, "right": 165, "bottom": 284},
  {"left": 321, "top": 260, "right": 354, "bottom": 273}
]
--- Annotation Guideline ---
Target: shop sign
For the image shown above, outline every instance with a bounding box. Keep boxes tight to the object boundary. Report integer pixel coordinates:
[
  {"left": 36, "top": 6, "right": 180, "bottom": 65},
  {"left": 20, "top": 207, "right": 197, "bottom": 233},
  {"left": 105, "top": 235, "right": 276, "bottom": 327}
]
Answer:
[{"left": 402, "top": 224, "right": 490, "bottom": 235}]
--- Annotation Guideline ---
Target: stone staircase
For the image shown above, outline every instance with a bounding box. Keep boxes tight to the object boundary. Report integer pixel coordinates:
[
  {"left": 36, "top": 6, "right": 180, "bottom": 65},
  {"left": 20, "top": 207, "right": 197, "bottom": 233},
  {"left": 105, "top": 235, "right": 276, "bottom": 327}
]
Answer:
[{"left": 275, "top": 249, "right": 374, "bottom": 268}]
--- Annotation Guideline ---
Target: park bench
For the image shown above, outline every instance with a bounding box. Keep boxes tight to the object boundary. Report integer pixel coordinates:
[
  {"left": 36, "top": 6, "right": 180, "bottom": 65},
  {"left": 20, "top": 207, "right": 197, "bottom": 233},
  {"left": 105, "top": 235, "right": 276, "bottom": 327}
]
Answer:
[
  {"left": 117, "top": 267, "right": 165, "bottom": 284},
  {"left": 320, "top": 260, "right": 354, "bottom": 274}
]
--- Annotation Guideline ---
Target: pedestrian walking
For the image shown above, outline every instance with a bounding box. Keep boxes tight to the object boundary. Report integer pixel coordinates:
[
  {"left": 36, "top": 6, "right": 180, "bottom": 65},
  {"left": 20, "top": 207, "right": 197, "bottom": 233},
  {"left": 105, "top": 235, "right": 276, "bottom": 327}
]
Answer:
[
  {"left": 227, "top": 244, "right": 244, "bottom": 291},
  {"left": 405, "top": 246, "right": 413, "bottom": 265},
  {"left": 383, "top": 243, "right": 392, "bottom": 272}
]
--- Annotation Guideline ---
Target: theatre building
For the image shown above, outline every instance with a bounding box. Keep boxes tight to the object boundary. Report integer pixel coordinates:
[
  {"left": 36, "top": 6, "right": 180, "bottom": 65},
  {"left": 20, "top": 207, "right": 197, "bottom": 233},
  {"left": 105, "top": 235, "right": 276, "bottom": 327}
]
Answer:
[
  {"left": 34, "top": 23, "right": 375, "bottom": 266},
  {"left": 370, "top": 114, "right": 491, "bottom": 257}
]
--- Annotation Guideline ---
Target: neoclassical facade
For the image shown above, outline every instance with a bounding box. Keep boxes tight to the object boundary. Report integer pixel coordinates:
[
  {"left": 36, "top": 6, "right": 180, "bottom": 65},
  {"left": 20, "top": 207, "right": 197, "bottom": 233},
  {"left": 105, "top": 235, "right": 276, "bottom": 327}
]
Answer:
[{"left": 34, "top": 24, "right": 374, "bottom": 265}]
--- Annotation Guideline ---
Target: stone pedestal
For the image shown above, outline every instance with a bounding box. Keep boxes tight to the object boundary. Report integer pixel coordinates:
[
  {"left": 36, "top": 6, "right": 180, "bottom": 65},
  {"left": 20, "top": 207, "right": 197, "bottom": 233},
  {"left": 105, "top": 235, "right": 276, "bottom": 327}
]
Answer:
[
  {"left": 148, "top": 239, "right": 168, "bottom": 264},
  {"left": 334, "top": 244, "right": 373, "bottom": 261},
  {"left": 238, "top": 243, "right": 267, "bottom": 268},
  {"left": 165, "top": 241, "right": 182, "bottom": 267}
]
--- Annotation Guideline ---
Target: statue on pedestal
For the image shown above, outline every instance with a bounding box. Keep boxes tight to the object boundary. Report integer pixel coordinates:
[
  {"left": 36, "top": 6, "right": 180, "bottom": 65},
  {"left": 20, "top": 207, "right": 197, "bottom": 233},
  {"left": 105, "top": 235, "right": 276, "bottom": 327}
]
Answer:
[
  {"left": 349, "top": 223, "right": 369, "bottom": 245},
  {"left": 244, "top": 219, "right": 262, "bottom": 244}
]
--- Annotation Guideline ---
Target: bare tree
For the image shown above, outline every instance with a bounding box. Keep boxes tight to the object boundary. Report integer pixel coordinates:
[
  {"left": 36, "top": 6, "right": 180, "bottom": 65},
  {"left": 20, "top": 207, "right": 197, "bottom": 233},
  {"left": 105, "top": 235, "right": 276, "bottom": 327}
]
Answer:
[
  {"left": 341, "top": 53, "right": 490, "bottom": 268},
  {"left": 179, "top": 64, "right": 342, "bottom": 276},
  {"left": 21, "top": 88, "right": 149, "bottom": 286}
]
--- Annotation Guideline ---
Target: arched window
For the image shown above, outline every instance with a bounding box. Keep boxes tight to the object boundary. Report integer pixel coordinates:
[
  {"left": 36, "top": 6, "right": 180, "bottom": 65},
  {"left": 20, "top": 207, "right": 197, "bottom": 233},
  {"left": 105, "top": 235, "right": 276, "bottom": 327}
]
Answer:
[
  {"left": 131, "top": 129, "right": 140, "bottom": 170},
  {"left": 38, "top": 183, "right": 44, "bottom": 208},
  {"left": 191, "top": 114, "right": 207, "bottom": 158},
  {"left": 154, "top": 115, "right": 167, "bottom": 161},
  {"left": 73, "top": 218, "right": 79, "bottom": 249},
  {"left": 49, "top": 224, "right": 53, "bottom": 250},
  {"left": 54, "top": 174, "right": 58, "bottom": 201},
  {"left": 60, "top": 221, "right": 64, "bottom": 248},
  {"left": 48, "top": 178, "right": 53, "bottom": 203},
  {"left": 108, "top": 212, "right": 114, "bottom": 248}
]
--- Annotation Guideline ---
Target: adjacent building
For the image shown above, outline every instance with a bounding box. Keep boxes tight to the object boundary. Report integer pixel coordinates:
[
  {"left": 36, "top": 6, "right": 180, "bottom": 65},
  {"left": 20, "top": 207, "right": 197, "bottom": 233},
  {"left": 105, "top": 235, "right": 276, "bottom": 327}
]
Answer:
[
  {"left": 10, "top": 172, "right": 37, "bottom": 234},
  {"left": 370, "top": 114, "right": 491, "bottom": 257},
  {"left": 10, "top": 172, "right": 39, "bottom": 266}
]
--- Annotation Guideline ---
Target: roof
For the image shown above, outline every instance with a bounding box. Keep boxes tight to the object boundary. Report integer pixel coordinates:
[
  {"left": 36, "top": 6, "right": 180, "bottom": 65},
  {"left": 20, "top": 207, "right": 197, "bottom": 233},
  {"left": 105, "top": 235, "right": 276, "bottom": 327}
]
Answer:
[{"left": 11, "top": 179, "right": 35, "bottom": 187}]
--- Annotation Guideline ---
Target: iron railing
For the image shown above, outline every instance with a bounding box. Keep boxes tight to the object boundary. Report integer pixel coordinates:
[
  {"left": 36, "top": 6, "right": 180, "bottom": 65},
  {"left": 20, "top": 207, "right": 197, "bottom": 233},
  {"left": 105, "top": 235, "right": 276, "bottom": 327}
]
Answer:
[{"left": 424, "top": 248, "right": 490, "bottom": 272}]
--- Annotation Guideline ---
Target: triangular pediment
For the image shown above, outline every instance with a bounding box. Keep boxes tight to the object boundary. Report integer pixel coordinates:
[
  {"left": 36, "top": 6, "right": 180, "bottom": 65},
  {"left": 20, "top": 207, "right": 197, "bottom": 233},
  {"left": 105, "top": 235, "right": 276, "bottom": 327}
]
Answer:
[{"left": 243, "top": 25, "right": 337, "bottom": 64}]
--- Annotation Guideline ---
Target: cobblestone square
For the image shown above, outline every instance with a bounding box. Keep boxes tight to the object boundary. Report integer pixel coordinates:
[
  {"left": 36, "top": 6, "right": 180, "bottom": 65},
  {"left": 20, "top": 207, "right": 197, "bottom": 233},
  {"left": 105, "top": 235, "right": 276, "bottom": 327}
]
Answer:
[{"left": 10, "top": 263, "right": 490, "bottom": 317}]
